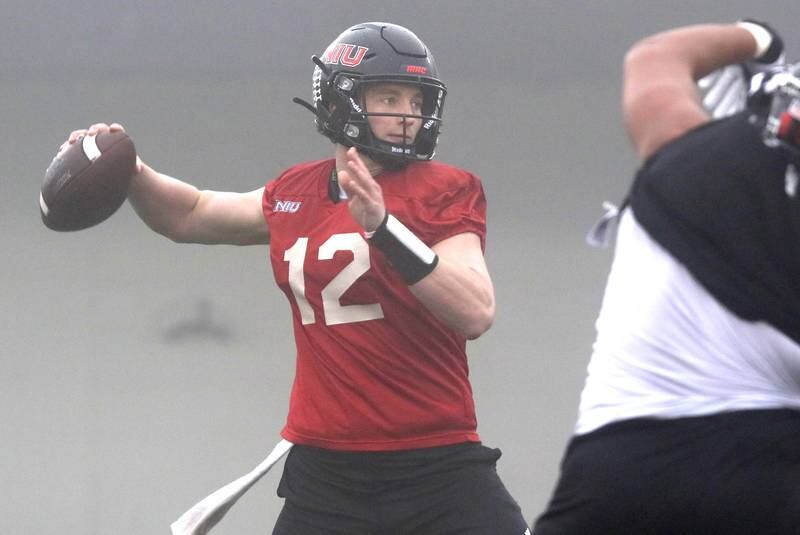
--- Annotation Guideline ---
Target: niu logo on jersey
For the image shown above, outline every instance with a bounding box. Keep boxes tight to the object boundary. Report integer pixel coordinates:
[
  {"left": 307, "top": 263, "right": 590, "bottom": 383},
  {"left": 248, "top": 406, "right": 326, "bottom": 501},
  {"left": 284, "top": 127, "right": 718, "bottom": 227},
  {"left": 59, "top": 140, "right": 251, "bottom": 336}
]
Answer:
[
  {"left": 275, "top": 200, "right": 302, "bottom": 213},
  {"left": 324, "top": 43, "right": 368, "bottom": 67}
]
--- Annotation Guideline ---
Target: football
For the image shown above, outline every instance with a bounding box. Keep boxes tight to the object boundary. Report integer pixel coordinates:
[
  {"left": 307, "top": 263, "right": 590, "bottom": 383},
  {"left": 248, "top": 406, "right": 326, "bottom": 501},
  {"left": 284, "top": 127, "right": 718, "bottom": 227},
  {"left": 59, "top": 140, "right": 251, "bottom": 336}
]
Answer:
[{"left": 39, "top": 130, "right": 137, "bottom": 231}]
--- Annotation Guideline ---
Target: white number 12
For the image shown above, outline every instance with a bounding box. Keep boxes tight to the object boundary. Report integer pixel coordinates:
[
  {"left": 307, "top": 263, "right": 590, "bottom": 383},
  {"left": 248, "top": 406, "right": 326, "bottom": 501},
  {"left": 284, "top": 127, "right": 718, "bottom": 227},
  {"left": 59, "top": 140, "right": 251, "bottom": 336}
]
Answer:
[{"left": 283, "top": 233, "right": 384, "bottom": 326}]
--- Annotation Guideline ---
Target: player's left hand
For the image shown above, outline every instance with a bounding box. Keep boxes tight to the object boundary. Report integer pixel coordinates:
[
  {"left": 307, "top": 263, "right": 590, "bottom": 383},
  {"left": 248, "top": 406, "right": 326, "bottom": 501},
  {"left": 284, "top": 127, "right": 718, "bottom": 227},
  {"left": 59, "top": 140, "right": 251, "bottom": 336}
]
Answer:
[{"left": 337, "top": 147, "right": 386, "bottom": 232}]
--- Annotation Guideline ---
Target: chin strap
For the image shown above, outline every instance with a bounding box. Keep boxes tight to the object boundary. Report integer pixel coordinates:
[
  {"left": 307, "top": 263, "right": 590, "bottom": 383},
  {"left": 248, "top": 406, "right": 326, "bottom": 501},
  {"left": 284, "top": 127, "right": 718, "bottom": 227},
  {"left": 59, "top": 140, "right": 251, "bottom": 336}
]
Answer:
[{"left": 291, "top": 96, "right": 317, "bottom": 116}]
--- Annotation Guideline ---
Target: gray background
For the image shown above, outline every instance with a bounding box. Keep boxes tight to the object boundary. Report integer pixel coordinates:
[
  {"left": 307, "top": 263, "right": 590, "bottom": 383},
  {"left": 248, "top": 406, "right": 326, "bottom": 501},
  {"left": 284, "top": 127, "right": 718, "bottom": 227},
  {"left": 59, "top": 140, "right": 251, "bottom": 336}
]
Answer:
[{"left": 4, "top": 1, "right": 799, "bottom": 533}]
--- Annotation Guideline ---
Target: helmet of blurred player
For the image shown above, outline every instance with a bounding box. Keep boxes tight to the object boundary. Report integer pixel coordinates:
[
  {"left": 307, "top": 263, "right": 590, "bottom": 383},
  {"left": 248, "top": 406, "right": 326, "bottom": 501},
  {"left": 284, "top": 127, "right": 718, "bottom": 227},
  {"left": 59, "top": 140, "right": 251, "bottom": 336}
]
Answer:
[
  {"left": 294, "top": 22, "right": 446, "bottom": 165},
  {"left": 754, "top": 63, "right": 800, "bottom": 157}
]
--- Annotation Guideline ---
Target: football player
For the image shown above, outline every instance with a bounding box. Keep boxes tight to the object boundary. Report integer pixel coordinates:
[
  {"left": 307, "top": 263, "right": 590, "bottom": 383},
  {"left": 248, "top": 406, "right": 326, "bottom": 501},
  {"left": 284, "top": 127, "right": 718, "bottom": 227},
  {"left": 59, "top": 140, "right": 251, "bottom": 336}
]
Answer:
[
  {"left": 533, "top": 20, "right": 800, "bottom": 535},
  {"left": 64, "top": 22, "right": 530, "bottom": 534}
]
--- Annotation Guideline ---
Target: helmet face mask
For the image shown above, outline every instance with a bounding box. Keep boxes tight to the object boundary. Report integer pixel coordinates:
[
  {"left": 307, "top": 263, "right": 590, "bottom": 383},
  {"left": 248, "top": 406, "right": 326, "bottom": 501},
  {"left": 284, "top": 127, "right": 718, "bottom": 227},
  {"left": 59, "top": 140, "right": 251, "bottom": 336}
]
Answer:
[{"left": 299, "top": 22, "right": 447, "bottom": 165}]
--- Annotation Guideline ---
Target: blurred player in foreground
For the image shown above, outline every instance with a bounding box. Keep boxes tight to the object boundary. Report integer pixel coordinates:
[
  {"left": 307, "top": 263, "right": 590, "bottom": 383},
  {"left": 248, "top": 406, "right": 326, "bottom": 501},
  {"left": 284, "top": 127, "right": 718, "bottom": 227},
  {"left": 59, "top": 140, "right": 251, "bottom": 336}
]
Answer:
[
  {"left": 533, "top": 20, "right": 800, "bottom": 535},
  {"left": 63, "top": 22, "right": 529, "bottom": 534}
]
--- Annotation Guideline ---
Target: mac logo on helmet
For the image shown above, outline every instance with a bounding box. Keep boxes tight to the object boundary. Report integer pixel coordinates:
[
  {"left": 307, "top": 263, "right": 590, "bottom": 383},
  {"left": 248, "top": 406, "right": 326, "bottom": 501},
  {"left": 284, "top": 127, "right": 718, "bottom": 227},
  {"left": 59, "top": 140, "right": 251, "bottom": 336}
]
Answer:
[{"left": 405, "top": 65, "right": 428, "bottom": 74}]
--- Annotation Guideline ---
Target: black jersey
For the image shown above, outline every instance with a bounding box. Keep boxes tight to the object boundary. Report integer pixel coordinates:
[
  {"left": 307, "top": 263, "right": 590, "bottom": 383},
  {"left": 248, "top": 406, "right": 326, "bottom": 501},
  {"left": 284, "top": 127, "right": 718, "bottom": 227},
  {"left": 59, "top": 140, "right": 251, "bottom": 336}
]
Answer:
[{"left": 628, "top": 110, "right": 800, "bottom": 345}]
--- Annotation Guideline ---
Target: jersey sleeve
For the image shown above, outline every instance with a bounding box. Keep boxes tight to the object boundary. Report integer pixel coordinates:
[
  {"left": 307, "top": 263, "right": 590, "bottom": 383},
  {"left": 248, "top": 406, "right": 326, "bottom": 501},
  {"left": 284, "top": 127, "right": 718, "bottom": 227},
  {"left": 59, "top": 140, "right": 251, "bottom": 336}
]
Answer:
[
  {"left": 262, "top": 177, "right": 278, "bottom": 218},
  {"left": 411, "top": 170, "right": 487, "bottom": 252}
]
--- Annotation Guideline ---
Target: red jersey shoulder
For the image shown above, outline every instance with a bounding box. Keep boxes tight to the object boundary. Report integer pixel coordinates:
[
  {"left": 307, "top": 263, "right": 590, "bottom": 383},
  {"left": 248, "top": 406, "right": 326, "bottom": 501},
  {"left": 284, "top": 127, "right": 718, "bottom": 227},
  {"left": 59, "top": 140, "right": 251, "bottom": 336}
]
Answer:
[
  {"left": 381, "top": 160, "right": 487, "bottom": 250},
  {"left": 265, "top": 158, "right": 334, "bottom": 197},
  {"left": 263, "top": 159, "right": 334, "bottom": 213},
  {"left": 388, "top": 160, "right": 484, "bottom": 204}
]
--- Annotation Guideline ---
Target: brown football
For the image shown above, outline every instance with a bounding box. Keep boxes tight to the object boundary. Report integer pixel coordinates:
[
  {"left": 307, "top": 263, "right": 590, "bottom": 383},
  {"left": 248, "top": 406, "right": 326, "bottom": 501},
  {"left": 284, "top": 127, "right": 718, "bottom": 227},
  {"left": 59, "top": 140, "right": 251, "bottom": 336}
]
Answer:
[{"left": 40, "top": 130, "right": 136, "bottom": 231}]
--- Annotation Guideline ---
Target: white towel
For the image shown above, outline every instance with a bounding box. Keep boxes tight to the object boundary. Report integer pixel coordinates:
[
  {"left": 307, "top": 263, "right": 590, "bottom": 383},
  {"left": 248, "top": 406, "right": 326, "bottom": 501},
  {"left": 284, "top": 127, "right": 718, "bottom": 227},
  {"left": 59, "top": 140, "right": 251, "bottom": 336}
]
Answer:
[{"left": 170, "top": 439, "right": 293, "bottom": 535}]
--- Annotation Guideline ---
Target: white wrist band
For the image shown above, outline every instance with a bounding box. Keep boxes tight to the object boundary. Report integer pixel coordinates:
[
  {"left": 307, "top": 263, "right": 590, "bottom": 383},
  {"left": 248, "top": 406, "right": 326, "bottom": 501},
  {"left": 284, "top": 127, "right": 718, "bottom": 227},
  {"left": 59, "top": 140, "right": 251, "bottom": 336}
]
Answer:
[{"left": 737, "top": 21, "right": 772, "bottom": 59}]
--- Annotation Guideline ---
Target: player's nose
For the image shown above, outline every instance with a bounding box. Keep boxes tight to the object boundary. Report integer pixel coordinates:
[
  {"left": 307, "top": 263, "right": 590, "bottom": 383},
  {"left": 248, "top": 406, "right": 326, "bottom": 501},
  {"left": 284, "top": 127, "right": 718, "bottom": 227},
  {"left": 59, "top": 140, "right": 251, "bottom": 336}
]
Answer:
[{"left": 398, "top": 102, "right": 419, "bottom": 121}]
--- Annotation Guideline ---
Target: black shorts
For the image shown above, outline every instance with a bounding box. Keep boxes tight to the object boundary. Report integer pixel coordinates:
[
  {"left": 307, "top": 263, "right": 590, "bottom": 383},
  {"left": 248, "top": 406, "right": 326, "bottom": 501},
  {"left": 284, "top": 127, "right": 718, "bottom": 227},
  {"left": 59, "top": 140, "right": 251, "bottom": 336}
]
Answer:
[
  {"left": 533, "top": 409, "right": 800, "bottom": 535},
  {"left": 273, "top": 441, "right": 530, "bottom": 535}
]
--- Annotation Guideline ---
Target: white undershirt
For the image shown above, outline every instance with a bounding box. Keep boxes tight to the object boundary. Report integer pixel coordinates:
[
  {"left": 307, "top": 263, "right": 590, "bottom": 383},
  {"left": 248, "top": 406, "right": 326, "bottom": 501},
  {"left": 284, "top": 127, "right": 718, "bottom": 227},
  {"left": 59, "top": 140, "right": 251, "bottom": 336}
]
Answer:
[{"left": 575, "top": 209, "right": 800, "bottom": 435}]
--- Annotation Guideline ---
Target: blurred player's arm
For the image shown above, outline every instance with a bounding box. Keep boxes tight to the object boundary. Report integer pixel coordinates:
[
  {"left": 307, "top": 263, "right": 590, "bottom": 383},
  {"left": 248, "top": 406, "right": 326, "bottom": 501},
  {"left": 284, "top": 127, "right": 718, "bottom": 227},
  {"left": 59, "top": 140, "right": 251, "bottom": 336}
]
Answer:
[
  {"left": 65, "top": 123, "right": 269, "bottom": 245},
  {"left": 623, "top": 23, "right": 766, "bottom": 160}
]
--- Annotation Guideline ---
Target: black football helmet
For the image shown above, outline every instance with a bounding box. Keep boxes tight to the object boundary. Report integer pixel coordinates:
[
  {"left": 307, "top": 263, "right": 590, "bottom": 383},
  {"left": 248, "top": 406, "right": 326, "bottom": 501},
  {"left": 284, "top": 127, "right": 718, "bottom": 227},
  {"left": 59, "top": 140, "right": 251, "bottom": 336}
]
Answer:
[
  {"left": 293, "top": 22, "right": 446, "bottom": 165},
  {"left": 751, "top": 63, "right": 800, "bottom": 158}
]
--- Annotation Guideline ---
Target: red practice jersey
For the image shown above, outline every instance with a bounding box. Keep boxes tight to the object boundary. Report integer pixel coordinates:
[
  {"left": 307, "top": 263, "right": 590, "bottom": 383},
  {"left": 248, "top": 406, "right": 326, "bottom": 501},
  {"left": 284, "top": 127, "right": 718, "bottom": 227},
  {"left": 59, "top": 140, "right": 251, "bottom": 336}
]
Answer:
[{"left": 263, "top": 158, "right": 487, "bottom": 451}]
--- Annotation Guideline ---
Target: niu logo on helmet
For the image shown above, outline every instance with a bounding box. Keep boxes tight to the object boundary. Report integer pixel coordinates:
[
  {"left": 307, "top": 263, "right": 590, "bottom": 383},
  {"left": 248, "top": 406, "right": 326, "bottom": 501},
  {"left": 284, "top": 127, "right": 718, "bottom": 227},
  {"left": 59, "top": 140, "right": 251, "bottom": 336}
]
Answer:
[{"left": 324, "top": 44, "right": 368, "bottom": 67}]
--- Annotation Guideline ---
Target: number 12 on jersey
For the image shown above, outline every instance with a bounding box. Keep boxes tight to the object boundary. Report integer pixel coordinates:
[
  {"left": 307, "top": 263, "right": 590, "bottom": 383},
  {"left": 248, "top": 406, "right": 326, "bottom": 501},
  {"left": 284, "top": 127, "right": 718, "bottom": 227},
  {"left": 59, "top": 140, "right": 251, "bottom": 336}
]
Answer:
[{"left": 283, "top": 233, "right": 384, "bottom": 326}]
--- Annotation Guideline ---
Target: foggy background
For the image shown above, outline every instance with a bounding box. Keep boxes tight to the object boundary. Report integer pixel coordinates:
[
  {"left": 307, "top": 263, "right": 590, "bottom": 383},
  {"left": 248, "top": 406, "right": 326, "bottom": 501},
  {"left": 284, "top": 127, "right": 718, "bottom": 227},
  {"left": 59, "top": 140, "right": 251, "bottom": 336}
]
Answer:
[{"left": 4, "top": 1, "right": 800, "bottom": 533}]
